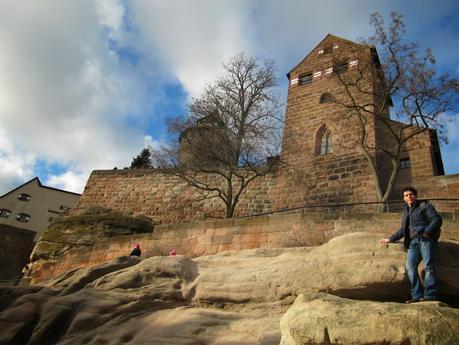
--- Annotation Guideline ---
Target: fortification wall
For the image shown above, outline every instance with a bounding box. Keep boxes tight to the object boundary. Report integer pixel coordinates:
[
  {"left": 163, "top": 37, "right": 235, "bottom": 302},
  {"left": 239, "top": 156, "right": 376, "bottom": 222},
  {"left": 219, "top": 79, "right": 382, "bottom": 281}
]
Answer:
[
  {"left": 416, "top": 174, "right": 459, "bottom": 212},
  {"left": 74, "top": 169, "right": 278, "bottom": 224},
  {"left": 74, "top": 166, "right": 459, "bottom": 226},
  {"left": 27, "top": 210, "right": 459, "bottom": 284}
]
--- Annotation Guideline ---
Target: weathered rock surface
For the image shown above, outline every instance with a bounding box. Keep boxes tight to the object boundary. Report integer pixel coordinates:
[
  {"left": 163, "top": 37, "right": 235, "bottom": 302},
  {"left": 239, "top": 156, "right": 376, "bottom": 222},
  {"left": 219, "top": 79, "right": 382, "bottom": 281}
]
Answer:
[
  {"left": 193, "top": 232, "right": 459, "bottom": 303},
  {"left": 0, "top": 232, "right": 458, "bottom": 344},
  {"left": 280, "top": 293, "right": 459, "bottom": 345},
  {"left": 30, "top": 207, "right": 155, "bottom": 262}
]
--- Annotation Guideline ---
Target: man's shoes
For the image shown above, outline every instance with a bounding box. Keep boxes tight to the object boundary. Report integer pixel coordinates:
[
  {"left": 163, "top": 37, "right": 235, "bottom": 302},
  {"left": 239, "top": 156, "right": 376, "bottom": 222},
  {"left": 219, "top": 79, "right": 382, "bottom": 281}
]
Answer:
[
  {"left": 405, "top": 298, "right": 420, "bottom": 304},
  {"left": 420, "top": 297, "right": 437, "bottom": 302}
]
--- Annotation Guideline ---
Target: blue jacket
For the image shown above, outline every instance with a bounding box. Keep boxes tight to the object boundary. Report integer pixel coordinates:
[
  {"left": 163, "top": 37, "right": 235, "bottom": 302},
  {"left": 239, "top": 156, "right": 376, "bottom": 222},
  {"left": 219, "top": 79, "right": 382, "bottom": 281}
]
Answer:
[{"left": 389, "top": 200, "right": 442, "bottom": 248}]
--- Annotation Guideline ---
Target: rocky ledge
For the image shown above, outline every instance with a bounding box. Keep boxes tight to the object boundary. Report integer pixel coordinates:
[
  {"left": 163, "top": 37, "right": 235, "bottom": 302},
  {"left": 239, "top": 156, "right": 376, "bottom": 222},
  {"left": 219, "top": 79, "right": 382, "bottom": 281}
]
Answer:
[{"left": 1, "top": 232, "right": 458, "bottom": 345}]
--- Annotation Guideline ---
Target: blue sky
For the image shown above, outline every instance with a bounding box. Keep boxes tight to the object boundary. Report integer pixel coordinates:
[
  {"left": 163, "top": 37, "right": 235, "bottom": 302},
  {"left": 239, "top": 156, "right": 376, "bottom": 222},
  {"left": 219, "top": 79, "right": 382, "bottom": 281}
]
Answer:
[{"left": 0, "top": 0, "right": 458, "bottom": 195}]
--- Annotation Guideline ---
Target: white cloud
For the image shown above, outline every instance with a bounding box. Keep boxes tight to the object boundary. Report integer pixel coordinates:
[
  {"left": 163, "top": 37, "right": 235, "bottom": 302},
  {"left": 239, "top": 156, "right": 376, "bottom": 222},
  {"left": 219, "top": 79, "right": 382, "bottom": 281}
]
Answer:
[
  {"left": 0, "top": 1, "right": 155, "bottom": 194},
  {"left": 45, "top": 171, "right": 88, "bottom": 194},
  {"left": 0, "top": 128, "right": 36, "bottom": 194},
  {"left": 0, "top": 1, "right": 457, "bottom": 195},
  {"left": 96, "top": 0, "right": 125, "bottom": 40},
  {"left": 442, "top": 118, "right": 459, "bottom": 174},
  {"left": 129, "top": 0, "right": 254, "bottom": 97}
]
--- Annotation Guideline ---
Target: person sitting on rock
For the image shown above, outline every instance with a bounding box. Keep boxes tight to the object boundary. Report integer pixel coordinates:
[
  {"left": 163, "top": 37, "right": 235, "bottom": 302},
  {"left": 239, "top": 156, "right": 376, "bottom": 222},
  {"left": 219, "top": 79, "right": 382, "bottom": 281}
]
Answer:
[
  {"left": 129, "top": 244, "right": 142, "bottom": 257},
  {"left": 380, "top": 186, "right": 442, "bottom": 304}
]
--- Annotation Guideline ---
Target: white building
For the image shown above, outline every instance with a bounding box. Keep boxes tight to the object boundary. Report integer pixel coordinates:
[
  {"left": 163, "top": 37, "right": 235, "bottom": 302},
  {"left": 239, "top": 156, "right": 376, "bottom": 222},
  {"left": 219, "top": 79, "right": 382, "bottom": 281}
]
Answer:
[{"left": 0, "top": 177, "right": 80, "bottom": 241}]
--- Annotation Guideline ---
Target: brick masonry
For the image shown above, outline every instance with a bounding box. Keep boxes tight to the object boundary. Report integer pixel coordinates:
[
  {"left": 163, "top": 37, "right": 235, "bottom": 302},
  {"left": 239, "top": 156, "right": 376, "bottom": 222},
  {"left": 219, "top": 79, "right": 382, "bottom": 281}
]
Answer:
[
  {"left": 27, "top": 210, "right": 459, "bottom": 284},
  {"left": 72, "top": 35, "right": 458, "bottom": 224},
  {"left": 74, "top": 169, "right": 278, "bottom": 224}
]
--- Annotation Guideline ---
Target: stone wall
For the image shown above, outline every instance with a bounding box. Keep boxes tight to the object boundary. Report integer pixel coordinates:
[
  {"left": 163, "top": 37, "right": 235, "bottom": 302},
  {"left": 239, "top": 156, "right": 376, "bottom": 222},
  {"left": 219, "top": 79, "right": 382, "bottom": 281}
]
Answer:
[
  {"left": 74, "top": 169, "right": 278, "bottom": 224},
  {"left": 277, "top": 36, "right": 379, "bottom": 209},
  {"left": 416, "top": 174, "right": 459, "bottom": 212},
  {"left": 27, "top": 210, "right": 459, "bottom": 284},
  {"left": 0, "top": 224, "right": 35, "bottom": 281},
  {"left": 72, "top": 35, "right": 458, "bottom": 225},
  {"left": 73, "top": 167, "right": 459, "bottom": 226}
]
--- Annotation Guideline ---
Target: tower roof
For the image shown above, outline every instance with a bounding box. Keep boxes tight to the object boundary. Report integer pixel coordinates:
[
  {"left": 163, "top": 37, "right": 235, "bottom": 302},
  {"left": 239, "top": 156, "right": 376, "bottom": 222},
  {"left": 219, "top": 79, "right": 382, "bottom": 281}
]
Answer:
[{"left": 287, "top": 34, "right": 370, "bottom": 78}]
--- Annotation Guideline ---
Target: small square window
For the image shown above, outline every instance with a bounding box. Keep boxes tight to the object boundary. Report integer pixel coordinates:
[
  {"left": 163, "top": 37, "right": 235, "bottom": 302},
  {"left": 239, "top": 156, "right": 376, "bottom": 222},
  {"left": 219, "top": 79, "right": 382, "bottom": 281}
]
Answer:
[
  {"left": 323, "top": 45, "right": 332, "bottom": 55},
  {"left": 16, "top": 213, "right": 31, "bottom": 223},
  {"left": 0, "top": 209, "right": 11, "bottom": 218},
  {"left": 400, "top": 158, "right": 411, "bottom": 169},
  {"left": 334, "top": 62, "right": 349, "bottom": 74},
  {"left": 299, "top": 73, "right": 313, "bottom": 85},
  {"left": 18, "top": 193, "right": 31, "bottom": 201}
]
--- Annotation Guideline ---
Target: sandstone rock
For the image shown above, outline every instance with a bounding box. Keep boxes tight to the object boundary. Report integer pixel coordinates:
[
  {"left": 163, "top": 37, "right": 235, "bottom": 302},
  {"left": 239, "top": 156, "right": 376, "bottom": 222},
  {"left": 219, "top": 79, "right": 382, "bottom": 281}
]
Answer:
[
  {"left": 192, "top": 232, "right": 410, "bottom": 304},
  {"left": 30, "top": 207, "right": 155, "bottom": 262},
  {"left": 1, "top": 232, "right": 458, "bottom": 344},
  {"left": 280, "top": 293, "right": 459, "bottom": 345},
  {"left": 42, "top": 255, "right": 142, "bottom": 294}
]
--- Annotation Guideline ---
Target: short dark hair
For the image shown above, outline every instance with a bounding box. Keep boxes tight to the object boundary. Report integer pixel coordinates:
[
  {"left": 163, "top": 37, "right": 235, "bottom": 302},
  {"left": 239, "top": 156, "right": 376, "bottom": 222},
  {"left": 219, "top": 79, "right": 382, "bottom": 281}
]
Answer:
[{"left": 402, "top": 186, "right": 418, "bottom": 196}]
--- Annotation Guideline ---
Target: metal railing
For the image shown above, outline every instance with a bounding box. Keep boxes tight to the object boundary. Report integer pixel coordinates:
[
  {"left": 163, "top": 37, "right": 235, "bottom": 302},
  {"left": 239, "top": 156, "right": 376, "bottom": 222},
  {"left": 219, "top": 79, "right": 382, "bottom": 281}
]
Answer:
[{"left": 239, "top": 198, "right": 459, "bottom": 219}]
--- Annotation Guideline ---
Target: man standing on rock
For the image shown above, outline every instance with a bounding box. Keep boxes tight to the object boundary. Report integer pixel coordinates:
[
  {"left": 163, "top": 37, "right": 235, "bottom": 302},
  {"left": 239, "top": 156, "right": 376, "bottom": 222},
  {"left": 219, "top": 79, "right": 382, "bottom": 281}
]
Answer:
[{"left": 380, "top": 186, "right": 442, "bottom": 303}]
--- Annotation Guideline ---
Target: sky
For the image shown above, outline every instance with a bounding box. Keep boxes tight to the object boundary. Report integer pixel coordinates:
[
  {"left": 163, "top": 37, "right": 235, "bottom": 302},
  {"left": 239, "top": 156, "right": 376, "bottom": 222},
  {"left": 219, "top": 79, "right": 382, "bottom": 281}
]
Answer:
[{"left": 0, "top": 0, "right": 458, "bottom": 195}]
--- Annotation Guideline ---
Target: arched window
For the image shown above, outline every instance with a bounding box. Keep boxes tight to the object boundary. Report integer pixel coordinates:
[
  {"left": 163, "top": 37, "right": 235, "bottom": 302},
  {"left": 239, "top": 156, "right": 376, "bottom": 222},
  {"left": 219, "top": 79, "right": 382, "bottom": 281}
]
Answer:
[
  {"left": 316, "top": 126, "right": 333, "bottom": 155},
  {"left": 319, "top": 92, "right": 334, "bottom": 104}
]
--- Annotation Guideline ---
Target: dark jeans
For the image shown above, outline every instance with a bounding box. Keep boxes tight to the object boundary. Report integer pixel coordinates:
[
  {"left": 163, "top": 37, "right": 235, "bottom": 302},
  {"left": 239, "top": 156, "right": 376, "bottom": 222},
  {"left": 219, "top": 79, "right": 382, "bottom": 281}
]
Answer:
[{"left": 406, "top": 236, "right": 437, "bottom": 300}]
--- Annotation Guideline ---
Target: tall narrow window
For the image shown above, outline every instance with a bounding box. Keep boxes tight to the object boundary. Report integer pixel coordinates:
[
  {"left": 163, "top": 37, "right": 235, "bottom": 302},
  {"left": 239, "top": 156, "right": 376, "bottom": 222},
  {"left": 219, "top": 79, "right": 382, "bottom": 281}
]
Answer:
[{"left": 316, "top": 126, "right": 333, "bottom": 155}]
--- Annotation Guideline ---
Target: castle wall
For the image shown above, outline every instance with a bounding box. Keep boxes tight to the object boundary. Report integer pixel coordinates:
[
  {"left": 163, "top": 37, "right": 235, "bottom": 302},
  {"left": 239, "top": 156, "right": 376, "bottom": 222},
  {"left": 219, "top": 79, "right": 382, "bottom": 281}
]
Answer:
[
  {"left": 27, "top": 210, "right": 459, "bottom": 284},
  {"left": 72, "top": 34, "right": 457, "bottom": 225},
  {"left": 74, "top": 169, "right": 278, "bottom": 224}
]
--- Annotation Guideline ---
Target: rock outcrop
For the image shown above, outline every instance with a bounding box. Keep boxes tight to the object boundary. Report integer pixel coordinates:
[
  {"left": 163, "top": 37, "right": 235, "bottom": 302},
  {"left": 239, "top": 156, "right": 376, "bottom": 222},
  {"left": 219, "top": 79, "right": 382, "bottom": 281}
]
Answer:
[
  {"left": 30, "top": 207, "right": 155, "bottom": 262},
  {"left": 280, "top": 293, "right": 459, "bottom": 345},
  {"left": 1, "top": 232, "right": 458, "bottom": 345}
]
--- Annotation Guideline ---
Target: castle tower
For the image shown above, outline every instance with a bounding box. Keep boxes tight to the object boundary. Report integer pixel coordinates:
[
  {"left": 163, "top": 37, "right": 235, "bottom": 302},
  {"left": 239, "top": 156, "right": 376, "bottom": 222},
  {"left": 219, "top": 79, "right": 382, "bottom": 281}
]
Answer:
[
  {"left": 178, "top": 111, "right": 235, "bottom": 169},
  {"left": 275, "top": 34, "right": 445, "bottom": 210}
]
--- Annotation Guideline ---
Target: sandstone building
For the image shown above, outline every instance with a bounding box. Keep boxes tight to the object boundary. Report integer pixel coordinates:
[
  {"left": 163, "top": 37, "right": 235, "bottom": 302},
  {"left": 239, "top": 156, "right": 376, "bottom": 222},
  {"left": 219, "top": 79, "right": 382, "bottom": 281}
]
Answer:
[
  {"left": 275, "top": 34, "right": 445, "bottom": 209},
  {"left": 73, "top": 35, "right": 457, "bottom": 224}
]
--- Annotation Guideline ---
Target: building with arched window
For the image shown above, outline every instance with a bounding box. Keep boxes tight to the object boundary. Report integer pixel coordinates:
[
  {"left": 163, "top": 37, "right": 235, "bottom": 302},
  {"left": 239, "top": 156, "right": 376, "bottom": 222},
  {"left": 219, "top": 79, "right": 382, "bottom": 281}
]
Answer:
[
  {"left": 276, "top": 34, "right": 445, "bottom": 209},
  {"left": 73, "top": 34, "right": 450, "bottom": 225}
]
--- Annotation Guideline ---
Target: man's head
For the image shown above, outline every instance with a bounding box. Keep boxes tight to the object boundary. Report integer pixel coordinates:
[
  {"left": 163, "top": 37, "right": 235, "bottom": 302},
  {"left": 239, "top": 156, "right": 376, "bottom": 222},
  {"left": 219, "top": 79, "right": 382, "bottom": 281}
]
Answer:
[{"left": 403, "top": 186, "right": 418, "bottom": 206}]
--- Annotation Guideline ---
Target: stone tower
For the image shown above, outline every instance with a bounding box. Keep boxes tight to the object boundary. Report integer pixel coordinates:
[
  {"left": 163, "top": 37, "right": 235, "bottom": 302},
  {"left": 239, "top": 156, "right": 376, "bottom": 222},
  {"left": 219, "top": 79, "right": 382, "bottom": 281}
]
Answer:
[
  {"left": 178, "top": 111, "right": 235, "bottom": 169},
  {"left": 274, "top": 34, "right": 445, "bottom": 210}
]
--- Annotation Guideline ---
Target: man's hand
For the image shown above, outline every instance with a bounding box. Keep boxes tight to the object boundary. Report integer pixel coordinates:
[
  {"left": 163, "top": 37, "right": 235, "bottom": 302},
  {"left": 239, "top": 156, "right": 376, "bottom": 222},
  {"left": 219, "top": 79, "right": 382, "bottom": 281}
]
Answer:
[{"left": 380, "top": 239, "right": 390, "bottom": 244}]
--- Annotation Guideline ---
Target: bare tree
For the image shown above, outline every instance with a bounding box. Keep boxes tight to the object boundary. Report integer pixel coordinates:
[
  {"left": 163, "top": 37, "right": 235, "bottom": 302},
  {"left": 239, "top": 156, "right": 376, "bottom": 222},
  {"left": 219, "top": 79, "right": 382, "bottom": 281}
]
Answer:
[
  {"left": 152, "top": 54, "right": 283, "bottom": 218},
  {"left": 331, "top": 12, "right": 457, "bottom": 204}
]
